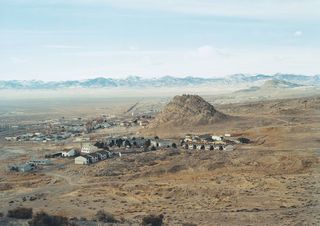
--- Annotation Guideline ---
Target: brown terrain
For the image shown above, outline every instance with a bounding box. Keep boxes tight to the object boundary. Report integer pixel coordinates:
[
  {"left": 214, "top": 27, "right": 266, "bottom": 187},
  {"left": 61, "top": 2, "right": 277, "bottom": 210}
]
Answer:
[
  {"left": 0, "top": 94, "right": 319, "bottom": 225},
  {"left": 148, "top": 94, "right": 228, "bottom": 128}
]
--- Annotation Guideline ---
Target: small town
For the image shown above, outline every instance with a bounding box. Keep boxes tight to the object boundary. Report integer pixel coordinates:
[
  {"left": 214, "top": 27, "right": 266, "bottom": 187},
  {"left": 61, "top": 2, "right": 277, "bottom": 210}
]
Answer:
[{"left": 6, "top": 129, "right": 250, "bottom": 172}]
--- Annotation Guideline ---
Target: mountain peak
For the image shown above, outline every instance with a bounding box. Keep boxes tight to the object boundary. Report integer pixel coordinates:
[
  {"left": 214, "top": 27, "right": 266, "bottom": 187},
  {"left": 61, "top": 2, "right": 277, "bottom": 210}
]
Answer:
[{"left": 0, "top": 74, "right": 318, "bottom": 89}]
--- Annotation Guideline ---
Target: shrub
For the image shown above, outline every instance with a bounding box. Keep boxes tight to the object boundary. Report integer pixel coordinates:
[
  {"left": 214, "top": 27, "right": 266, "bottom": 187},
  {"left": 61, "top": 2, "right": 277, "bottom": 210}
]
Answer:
[
  {"left": 142, "top": 214, "right": 164, "bottom": 226},
  {"left": 94, "top": 210, "right": 118, "bottom": 223},
  {"left": 29, "top": 211, "right": 72, "bottom": 226},
  {"left": 7, "top": 207, "right": 32, "bottom": 219}
]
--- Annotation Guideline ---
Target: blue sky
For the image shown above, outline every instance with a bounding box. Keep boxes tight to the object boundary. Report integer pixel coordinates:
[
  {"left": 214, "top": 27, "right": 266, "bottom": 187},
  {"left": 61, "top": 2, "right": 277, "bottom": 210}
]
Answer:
[{"left": 0, "top": 0, "right": 319, "bottom": 81}]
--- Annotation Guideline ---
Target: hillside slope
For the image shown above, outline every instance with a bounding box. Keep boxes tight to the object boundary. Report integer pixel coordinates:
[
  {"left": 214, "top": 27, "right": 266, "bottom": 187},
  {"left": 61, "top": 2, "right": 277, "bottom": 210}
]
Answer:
[{"left": 148, "top": 94, "right": 228, "bottom": 129}]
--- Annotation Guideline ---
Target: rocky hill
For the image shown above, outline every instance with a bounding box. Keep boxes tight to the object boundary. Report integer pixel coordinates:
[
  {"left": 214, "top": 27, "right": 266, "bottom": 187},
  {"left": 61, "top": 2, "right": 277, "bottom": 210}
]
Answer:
[{"left": 148, "top": 94, "right": 228, "bottom": 129}]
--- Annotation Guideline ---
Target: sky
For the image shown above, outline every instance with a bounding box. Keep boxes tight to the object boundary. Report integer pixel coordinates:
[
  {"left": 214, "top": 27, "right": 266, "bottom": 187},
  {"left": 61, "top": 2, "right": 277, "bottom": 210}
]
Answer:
[{"left": 0, "top": 0, "right": 320, "bottom": 81}]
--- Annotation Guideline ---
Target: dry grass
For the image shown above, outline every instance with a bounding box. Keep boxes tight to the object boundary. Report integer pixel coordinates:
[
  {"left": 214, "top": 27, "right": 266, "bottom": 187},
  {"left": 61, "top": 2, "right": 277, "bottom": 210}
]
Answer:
[{"left": 0, "top": 95, "right": 319, "bottom": 225}]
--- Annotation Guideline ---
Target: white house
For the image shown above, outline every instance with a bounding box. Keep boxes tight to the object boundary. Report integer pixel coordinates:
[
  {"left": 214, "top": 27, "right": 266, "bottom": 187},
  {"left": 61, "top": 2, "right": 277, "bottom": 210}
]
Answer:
[
  {"left": 151, "top": 139, "right": 173, "bottom": 148},
  {"left": 62, "top": 149, "right": 77, "bottom": 157},
  {"left": 75, "top": 156, "right": 90, "bottom": 165},
  {"left": 212, "top": 135, "right": 223, "bottom": 141},
  {"left": 81, "top": 143, "right": 98, "bottom": 154}
]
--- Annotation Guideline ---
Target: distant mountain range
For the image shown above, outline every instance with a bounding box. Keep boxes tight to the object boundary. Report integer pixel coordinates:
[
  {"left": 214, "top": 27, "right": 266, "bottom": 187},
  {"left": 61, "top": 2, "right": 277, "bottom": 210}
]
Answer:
[
  {"left": 236, "top": 79, "right": 305, "bottom": 93},
  {"left": 0, "top": 74, "right": 319, "bottom": 90}
]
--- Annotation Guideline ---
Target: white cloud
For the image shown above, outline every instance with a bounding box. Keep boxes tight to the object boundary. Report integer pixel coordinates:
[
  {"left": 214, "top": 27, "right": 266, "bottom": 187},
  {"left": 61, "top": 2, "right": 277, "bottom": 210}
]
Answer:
[
  {"left": 294, "top": 30, "right": 303, "bottom": 37},
  {"left": 50, "top": 46, "right": 319, "bottom": 78},
  {"left": 194, "top": 45, "right": 231, "bottom": 59},
  {"left": 197, "top": 45, "right": 214, "bottom": 57},
  {"left": 2, "top": 45, "right": 319, "bottom": 80},
  {"left": 44, "top": 45, "right": 82, "bottom": 49},
  {"left": 5, "top": 0, "right": 320, "bottom": 20},
  {"left": 103, "top": 0, "right": 320, "bottom": 20},
  {"left": 9, "top": 57, "right": 28, "bottom": 64},
  {"left": 129, "top": 45, "right": 140, "bottom": 51}
]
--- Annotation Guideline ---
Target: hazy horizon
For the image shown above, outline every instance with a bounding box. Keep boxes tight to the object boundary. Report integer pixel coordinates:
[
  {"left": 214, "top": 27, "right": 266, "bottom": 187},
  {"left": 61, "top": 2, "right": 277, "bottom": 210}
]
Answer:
[{"left": 0, "top": 73, "right": 319, "bottom": 82}]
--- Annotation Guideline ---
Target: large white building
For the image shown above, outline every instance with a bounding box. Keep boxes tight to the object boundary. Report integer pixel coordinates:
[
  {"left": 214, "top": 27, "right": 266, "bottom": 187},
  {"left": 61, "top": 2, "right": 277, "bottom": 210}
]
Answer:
[
  {"left": 81, "top": 143, "right": 98, "bottom": 154},
  {"left": 75, "top": 156, "right": 90, "bottom": 165}
]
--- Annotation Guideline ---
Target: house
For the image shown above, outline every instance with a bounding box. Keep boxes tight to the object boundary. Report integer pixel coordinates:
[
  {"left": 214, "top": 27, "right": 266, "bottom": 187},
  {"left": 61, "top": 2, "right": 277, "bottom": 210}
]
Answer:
[
  {"left": 184, "top": 134, "right": 193, "bottom": 142},
  {"left": 199, "top": 134, "right": 213, "bottom": 143},
  {"left": 224, "top": 145, "right": 234, "bottom": 152},
  {"left": 8, "top": 163, "right": 35, "bottom": 172},
  {"left": 62, "top": 149, "right": 77, "bottom": 157},
  {"left": 27, "top": 159, "right": 51, "bottom": 165},
  {"left": 122, "top": 139, "right": 132, "bottom": 148},
  {"left": 5, "top": 137, "right": 17, "bottom": 141},
  {"left": 151, "top": 139, "right": 173, "bottom": 148},
  {"left": 87, "top": 153, "right": 99, "bottom": 163},
  {"left": 75, "top": 156, "right": 90, "bottom": 165},
  {"left": 158, "top": 140, "right": 173, "bottom": 148},
  {"left": 18, "top": 163, "right": 33, "bottom": 172},
  {"left": 81, "top": 143, "right": 98, "bottom": 154},
  {"left": 205, "top": 145, "right": 214, "bottom": 151},
  {"left": 131, "top": 138, "right": 145, "bottom": 147},
  {"left": 238, "top": 137, "right": 250, "bottom": 144},
  {"left": 192, "top": 136, "right": 201, "bottom": 142},
  {"left": 94, "top": 141, "right": 110, "bottom": 149},
  {"left": 139, "top": 120, "right": 149, "bottom": 127},
  {"left": 196, "top": 144, "right": 205, "bottom": 150},
  {"left": 45, "top": 152, "right": 62, "bottom": 158},
  {"left": 150, "top": 140, "right": 158, "bottom": 147},
  {"left": 214, "top": 140, "right": 226, "bottom": 145},
  {"left": 212, "top": 135, "right": 223, "bottom": 141},
  {"left": 96, "top": 150, "right": 109, "bottom": 160}
]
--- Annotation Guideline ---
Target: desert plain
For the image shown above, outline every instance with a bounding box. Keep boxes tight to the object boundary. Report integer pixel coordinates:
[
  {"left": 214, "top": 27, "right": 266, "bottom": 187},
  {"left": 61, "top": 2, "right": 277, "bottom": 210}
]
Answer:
[{"left": 0, "top": 88, "right": 319, "bottom": 226}]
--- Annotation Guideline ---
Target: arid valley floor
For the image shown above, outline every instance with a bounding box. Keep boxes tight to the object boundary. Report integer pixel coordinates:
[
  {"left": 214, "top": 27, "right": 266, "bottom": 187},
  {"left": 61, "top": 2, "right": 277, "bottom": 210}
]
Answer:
[{"left": 0, "top": 92, "right": 319, "bottom": 225}]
